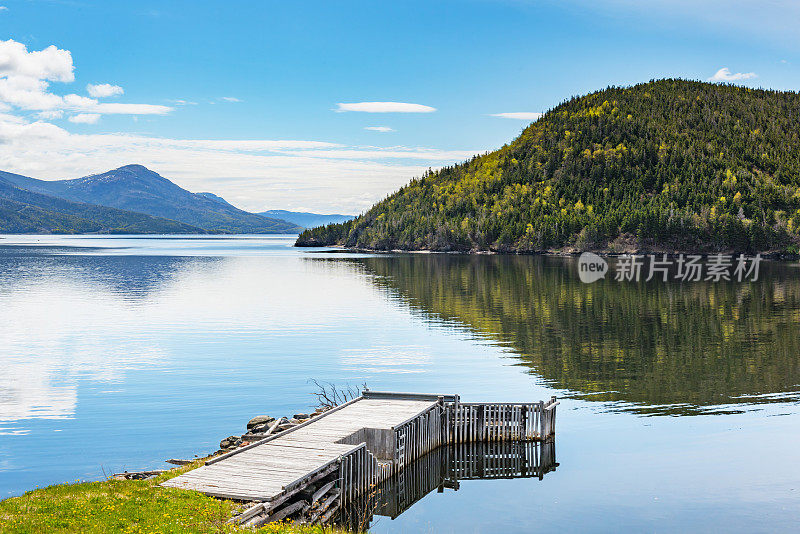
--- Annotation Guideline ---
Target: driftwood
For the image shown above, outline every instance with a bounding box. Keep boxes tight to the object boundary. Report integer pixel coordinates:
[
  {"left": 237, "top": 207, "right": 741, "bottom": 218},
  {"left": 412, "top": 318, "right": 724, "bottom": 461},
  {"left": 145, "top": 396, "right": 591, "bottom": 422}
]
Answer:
[
  {"left": 243, "top": 418, "right": 285, "bottom": 440},
  {"left": 266, "top": 418, "right": 282, "bottom": 435},
  {"left": 111, "top": 470, "right": 165, "bottom": 480},
  {"left": 166, "top": 459, "right": 192, "bottom": 465}
]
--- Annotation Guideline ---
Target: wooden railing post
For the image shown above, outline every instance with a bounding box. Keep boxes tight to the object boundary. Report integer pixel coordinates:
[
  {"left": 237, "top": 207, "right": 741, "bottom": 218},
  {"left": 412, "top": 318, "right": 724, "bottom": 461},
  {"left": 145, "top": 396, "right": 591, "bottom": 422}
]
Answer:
[{"left": 538, "top": 401, "right": 545, "bottom": 440}]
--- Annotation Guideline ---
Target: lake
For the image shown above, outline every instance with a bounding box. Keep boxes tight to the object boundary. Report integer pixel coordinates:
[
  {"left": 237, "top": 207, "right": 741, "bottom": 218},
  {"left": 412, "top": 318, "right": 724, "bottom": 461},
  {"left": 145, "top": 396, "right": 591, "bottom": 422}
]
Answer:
[{"left": 1, "top": 235, "right": 798, "bottom": 532}]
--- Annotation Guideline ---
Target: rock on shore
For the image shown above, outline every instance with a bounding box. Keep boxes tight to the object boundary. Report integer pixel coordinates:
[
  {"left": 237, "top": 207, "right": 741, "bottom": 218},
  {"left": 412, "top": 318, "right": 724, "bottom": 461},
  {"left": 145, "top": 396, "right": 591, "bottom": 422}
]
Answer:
[{"left": 215, "top": 407, "right": 329, "bottom": 454}]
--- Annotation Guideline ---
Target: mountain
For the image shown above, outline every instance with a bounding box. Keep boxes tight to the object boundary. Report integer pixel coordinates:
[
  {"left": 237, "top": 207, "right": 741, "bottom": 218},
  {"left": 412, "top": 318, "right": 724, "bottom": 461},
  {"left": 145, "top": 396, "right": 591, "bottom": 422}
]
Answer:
[
  {"left": 0, "top": 173, "right": 203, "bottom": 234},
  {"left": 297, "top": 79, "right": 800, "bottom": 253},
  {"left": 196, "top": 192, "right": 235, "bottom": 208},
  {"left": 257, "top": 210, "right": 355, "bottom": 229},
  {"left": 0, "top": 165, "right": 302, "bottom": 234}
]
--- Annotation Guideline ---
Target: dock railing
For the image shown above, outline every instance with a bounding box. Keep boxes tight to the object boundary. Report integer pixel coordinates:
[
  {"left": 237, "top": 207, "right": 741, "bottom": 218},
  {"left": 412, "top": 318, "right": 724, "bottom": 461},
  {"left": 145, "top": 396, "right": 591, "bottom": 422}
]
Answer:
[
  {"left": 360, "top": 390, "right": 559, "bottom": 475},
  {"left": 450, "top": 395, "right": 559, "bottom": 443},
  {"left": 226, "top": 390, "right": 559, "bottom": 526}
]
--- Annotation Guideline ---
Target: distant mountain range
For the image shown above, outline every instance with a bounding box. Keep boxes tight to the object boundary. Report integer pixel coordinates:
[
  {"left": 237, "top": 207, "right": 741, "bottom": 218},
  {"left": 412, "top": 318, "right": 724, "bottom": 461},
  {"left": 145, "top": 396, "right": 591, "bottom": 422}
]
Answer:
[
  {"left": 0, "top": 172, "right": 201, "bottom": 234},
  {"left": 196, "top": 192, "right": 235, "bottom": 208},
  {"left": 257, "top": 210, "right": 355, "bottom": 229},
  {"left": 0, "top": 165, "right": 301, "bottom": 234},
  {"left": 0, "top": 165, "right": 307, "bottom": 234}
]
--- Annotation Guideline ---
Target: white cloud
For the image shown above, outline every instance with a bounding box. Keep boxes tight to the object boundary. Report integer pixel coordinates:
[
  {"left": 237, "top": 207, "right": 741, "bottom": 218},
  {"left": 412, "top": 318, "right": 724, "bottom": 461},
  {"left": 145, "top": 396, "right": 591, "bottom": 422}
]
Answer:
[
  {"left": 708, "top": 67, "right": 758, "bottom": 82},
  {"left": 37, "top": 109, "right": 63, "bottom": 120},
  {"left": 0, "top": 39, "right": 74, "bottom": 82},
  {"left": 87, "top": 83, "right": 124, "bottom": 98},
  {"left": 68, "top": 113, "right": 100, "bottom": 124},
  {"left": 86, "top": 102, "right": 170, "bottom": 114},
  {"left": 364, "top": 126, "right": 394, "bottom": 132},
  {"left": 0, "top": 39, "right": 171, "bottom": 117},
  {"left": 0, "top": 40, "right": 472, "bottom": 213},
  {"left": 336, "top": 101, "right": 436, "bottom": 113},
  {"left": 220, "top": 96, "right": 241, "bottom": 102},
  {"left": 169, "top": 99, "right": 197, "bottom": 105},
  {"left": 490, "top": 112, "right": 543, "bottom": 120},
  {"left": 0, "top": 114, "right": 478, "bottom": 213},
  {"left": 0, "top": 6, "right": 8, "bottom": 12}
]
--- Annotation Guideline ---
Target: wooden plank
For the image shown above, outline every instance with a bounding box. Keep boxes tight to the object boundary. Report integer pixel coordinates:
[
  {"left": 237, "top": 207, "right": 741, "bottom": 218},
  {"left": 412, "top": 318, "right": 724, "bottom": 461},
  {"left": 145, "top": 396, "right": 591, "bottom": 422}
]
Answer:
[
  {"left": 192, "top": 465, "right": 312, "bottom": 479},
  {"left": 363, "top": 390, "right": 457, "bottom": 402},
  {"left": 231, "top": 501, "right": 266, "bottom": 524},
  {"left": 310, "top": 480, "right": 336, "bottom": 504},
  {"left": 251, "top": 499, "right": 308, "bottom": 527},
  {"left": 206, "top": 395, "right": 364, "bottom": 465},
  {"left": 224, "top": 449, "right": 340, "bottom": 462}
]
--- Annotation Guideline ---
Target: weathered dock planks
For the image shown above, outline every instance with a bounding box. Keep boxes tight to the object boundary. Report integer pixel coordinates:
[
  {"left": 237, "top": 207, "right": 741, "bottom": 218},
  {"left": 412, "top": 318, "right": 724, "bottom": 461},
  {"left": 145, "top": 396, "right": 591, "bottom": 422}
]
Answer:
[{"left": 161, "top": 390, "right": 558, "bottom": 525}]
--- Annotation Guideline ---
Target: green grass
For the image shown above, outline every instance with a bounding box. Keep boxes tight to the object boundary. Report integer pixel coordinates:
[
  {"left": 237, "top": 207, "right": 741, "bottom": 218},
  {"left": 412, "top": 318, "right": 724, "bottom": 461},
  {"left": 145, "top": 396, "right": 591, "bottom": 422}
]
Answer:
[{"left": 0, "top": 461, "right": 344, "bottom": 534}]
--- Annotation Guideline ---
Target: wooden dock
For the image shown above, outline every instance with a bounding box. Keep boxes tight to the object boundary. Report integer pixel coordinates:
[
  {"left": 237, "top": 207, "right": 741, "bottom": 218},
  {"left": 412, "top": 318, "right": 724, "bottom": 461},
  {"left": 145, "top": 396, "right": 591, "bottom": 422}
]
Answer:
[
  {"left": 340, "top": 440, "right": 558, "bottom": 529},
  {"left": 161, "top": 391, "right": 558, "bottom": 526}
]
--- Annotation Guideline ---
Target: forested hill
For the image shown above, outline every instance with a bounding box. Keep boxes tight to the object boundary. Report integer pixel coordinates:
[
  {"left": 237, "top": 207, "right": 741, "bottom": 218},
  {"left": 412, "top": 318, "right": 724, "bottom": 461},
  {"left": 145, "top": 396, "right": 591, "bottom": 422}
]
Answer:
[{"left": 297, "top": 79, "right": 800, "bottom": 253}]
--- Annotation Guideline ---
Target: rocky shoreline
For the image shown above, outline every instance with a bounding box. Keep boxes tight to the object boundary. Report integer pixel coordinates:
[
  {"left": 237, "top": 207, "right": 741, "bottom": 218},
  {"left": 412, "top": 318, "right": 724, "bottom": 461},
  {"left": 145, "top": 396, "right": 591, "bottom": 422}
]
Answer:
[{"left": 215, "top": 408, "right": 328, "bottom": 454}]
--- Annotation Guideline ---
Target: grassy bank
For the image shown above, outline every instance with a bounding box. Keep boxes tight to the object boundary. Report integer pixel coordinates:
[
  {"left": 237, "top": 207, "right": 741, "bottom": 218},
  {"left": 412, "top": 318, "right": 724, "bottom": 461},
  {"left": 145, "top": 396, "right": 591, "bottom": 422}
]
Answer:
[{"left": 0, "top": 462, "right": 340, "bottom": 534}]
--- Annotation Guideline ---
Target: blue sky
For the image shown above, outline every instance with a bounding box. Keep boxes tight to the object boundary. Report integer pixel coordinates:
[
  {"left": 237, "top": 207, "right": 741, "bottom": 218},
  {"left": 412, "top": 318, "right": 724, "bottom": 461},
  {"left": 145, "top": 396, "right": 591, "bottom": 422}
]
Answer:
[{"left": 1, "top": 0, "right": 798, "bottom": 212}]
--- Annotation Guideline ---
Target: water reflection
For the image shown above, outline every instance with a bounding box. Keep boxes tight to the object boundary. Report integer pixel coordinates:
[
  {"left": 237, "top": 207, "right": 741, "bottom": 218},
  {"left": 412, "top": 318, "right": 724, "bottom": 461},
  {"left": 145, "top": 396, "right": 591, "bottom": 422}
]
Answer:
[
  {"left": 0, "top": 250, "right": 220, "bottom": 434},
  {"left": 339, "top": 441, "right": 557, "bottom": 531},
  {"left": 336, "top": 255, "right": 800, "bottom": 415},
  {"left": 0, "top": 245, "right": 220, "bottom": 298}
]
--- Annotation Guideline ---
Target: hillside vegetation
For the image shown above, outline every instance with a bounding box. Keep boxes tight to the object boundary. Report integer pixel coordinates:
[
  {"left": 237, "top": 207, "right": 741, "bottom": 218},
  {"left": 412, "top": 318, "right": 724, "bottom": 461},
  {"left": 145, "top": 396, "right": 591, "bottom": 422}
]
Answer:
[
  {"left": 297, "top": 80, "right": 800, "bottom": 253},
  {"left": 0, "top": 175, "right": 203, "bottom": 234}
]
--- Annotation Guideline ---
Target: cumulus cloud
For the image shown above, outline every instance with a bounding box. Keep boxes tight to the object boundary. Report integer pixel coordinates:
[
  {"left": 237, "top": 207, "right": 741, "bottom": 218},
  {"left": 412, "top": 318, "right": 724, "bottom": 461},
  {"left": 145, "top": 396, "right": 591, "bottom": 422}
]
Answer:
[
  {"left": 708, "top": 67, "right": 757, "bottom": 82},
  {"left": 0, "top": 39, "right": 171, "bottom": 117},
  {"left": 220, "top": 96, "right": 241, "bottom": 102},
  {"left": 0, "top": 114, "right": 477, "bottom": 213},
  {"left": 68, "top": 113, "right": 100, "bottom": 124},
  {"left": 336, "top": 101, "right": 436, "bottom": 113},
  {"left": 490, "top": 112, "right": 543, "bottom": 120},
  {"left": 364, "top": 126, "right": 394, "bottom": 132},
  {"left": 0, "top": 39, "right": 74, "bottom": 81},
  {"left": 87, "top": 83, "right": 124, "bottom": 98}
]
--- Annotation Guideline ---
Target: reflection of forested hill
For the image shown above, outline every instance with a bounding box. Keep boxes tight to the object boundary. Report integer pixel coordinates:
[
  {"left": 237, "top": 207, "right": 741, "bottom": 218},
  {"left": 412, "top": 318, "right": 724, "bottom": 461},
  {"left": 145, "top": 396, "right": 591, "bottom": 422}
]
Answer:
[{"left": 346, "top": 255, "right": 800, "bottom": 415}]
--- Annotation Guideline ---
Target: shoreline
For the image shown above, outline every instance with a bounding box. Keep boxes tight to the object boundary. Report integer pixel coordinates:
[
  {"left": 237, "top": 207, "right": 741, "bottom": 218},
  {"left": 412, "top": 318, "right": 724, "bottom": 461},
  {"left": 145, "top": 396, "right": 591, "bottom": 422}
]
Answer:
[{"left": 300, "top": 245, "right": 800, "bottom": 261}]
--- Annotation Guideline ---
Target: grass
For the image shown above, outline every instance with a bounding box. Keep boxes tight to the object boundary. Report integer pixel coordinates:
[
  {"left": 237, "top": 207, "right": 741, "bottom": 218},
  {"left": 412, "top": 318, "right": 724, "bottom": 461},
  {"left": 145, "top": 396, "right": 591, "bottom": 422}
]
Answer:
[{"left": 0, "top": 461, "right": 345, "bottom": 534}]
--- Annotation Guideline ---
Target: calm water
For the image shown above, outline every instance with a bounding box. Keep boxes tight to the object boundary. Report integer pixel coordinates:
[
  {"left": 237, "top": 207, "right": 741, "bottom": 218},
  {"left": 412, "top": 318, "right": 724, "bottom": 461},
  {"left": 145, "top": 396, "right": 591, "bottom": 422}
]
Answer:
[{"left": 1, "top": 235, "right": 798, "bottom": 532}]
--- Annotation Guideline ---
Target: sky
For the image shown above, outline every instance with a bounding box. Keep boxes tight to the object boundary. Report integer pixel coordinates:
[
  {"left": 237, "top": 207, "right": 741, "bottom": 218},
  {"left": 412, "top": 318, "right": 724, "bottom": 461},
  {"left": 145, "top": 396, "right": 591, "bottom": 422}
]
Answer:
[{"left": 0, "top": 0, "right": 798, "bottom": 214}]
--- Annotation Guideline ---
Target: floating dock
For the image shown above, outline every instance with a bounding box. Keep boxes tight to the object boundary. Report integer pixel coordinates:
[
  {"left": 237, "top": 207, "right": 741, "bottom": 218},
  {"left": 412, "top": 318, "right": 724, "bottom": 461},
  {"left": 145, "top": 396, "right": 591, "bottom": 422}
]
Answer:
[{"left": 161, "top": 390, "right": 558, "bottom": 526}]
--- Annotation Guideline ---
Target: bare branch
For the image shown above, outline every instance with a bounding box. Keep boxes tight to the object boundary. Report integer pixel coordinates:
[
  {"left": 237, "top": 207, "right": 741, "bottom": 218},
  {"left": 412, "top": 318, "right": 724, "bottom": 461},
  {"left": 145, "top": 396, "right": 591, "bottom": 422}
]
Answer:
[{"left": 308, "top": 379, "right": 367, "bottom": 410}]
